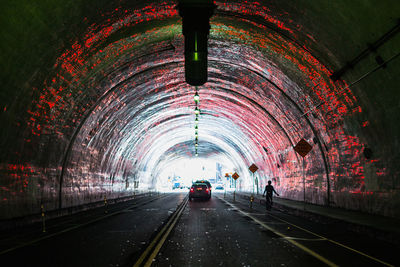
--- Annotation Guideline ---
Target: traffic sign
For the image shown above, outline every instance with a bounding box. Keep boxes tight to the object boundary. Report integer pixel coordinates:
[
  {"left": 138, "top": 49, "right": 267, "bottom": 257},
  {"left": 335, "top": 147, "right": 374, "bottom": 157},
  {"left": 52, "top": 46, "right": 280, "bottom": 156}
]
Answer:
[
  {"left": 294, "top": 138, "right": 313, "bottom": 158},
  {"left": 232, "top": 172, "right": 239, "bottom": 180},
  {"left": 249, "top": 164, "right": 258, "bottom": 173}
]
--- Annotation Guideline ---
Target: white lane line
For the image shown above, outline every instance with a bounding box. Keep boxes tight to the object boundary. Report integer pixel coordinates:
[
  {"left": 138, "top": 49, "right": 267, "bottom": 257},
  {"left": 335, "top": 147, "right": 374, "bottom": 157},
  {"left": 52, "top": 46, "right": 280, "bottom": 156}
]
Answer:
[
  {"left": 217, "top": 196, "right": 338, "bottom": 267},
  {"left": 267, "top": 213, "right": 396, "bottom": 267},
  {"left": 219, "top": 196, "right": 395, "bottom": 267}
]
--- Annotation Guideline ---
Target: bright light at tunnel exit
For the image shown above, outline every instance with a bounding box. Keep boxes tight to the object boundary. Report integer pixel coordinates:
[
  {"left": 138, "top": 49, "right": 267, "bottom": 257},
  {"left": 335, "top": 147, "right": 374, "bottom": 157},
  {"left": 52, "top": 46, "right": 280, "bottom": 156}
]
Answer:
[{"left": 155, "top": 158, "right": 236, "bottom": 192}]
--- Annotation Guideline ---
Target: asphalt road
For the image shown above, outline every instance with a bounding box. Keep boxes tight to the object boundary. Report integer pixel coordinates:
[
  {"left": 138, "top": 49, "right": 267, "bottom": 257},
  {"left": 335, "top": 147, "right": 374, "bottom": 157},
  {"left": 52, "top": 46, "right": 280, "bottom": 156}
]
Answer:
[
  {"left": 155, "top": 193, "right": 398, "bottom": 267},
  {"left": 0, "top": 192, "right": 398, "bottom": 267},
  {"left": 155, "top": 194, "right": 320, "bottom": 266},
  {"left": 0, "top": 193, "right": 185, "bottom": 267}
]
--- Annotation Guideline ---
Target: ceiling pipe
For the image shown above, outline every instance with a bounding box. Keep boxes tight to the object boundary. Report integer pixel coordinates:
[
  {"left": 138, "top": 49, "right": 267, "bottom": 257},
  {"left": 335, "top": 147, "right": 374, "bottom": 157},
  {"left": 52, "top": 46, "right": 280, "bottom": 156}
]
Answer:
[{"left": 330, "top": 19, "right": 400, "bottom": 81}]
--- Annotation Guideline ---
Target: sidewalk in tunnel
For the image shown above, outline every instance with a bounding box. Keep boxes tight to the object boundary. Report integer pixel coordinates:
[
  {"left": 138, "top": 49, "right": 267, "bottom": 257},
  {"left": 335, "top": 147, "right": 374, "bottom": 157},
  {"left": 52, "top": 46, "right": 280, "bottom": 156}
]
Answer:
[{"left": 234, "top": 192, "right": 400, "bottom": 244}]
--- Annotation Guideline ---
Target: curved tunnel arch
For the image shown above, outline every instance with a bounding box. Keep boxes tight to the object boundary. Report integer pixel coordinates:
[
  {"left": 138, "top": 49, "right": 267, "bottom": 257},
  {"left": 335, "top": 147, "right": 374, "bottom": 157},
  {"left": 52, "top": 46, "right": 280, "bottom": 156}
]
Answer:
[{"left": 1, "top": 0, "right": 399, "bottom": 220}]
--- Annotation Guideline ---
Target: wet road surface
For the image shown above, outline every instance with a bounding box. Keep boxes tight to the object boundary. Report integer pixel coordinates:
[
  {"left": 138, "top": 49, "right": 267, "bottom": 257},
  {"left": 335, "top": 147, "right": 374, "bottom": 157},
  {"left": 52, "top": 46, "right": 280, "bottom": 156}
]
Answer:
[
  {"left": 0, "top": 192, "right": 398, "bottom": 266},
  {"left": 0, "top": 193, "right": 184, "bottom": 267},
  {"left": 155, "top": 193, "right": 398, "bottom": 267},
  {"left": 155, "top": 194, "right": 320, "bottom": 266}
]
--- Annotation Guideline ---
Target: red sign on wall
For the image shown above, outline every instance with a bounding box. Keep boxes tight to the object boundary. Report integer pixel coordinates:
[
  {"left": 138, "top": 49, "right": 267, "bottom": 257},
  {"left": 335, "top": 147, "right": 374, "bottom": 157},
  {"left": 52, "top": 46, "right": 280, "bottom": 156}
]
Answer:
[
  {"left": 294, "top": 138, "right": 313, "bottom": 158},
  {"left": 249, "top": 164, "right": 258, "bottom": 173}
]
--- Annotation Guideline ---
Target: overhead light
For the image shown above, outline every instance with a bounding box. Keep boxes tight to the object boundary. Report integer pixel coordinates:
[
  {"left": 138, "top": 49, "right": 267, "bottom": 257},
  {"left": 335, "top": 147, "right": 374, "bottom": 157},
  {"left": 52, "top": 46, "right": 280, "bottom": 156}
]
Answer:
[
  {"left": 195, "top": 125, "right": 198, "bottom": 129},
  {"left": 195, "top": 143, "right": 198, "bottom": 147},
  {"left": 178, "top": 0, "right": 216, "bottom": 86},
  {"left": 194, "top": 91, "right": 200, "bottom": 103},
  {"left": 195, "top": 117, "right": 199, "bottom": 124},
  {"left": 194, "top": 106, "right": 200, "bottom": 115}
]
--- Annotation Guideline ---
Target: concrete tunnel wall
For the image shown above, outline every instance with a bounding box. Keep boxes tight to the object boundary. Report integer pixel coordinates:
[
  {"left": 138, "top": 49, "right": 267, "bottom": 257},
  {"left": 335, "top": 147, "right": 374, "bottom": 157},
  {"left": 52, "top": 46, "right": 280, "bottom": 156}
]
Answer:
[{"left": 0, "top": 0, "right": 399, "bottom": 221}]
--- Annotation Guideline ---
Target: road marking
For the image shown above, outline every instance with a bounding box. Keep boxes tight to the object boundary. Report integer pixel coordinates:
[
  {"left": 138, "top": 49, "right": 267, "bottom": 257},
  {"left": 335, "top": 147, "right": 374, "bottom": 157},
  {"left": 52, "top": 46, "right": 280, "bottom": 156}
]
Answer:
[
  {"left": 218, "top": 196, "right": 338, "bottom": 267},
  {"left": 144, "top": 199, "right": 187, "bottom": 267},
  {"left": 133, "top": 198, "right": 188, "bottom": 267},
  {"left": 144, "top": 208, "right": 160, "bottom": 211},
  {"left": 266, "top": 212, "right": 395, "bottom": 267},
  {"left": 220, "top": 196, "right": 395, "bottom": 267},
  {"left": 0, "top": 194, "right": 168, "bottom": 256},
  {"left": 283, "top": 237, "right": 327, "bottom": 241}
]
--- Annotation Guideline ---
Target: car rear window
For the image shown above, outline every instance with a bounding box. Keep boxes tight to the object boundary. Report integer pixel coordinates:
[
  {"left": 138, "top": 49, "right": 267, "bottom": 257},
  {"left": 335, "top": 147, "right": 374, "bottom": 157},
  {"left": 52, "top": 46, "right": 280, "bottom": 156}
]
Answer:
[
  {"left": 193, "top": 184, "right": 207, "bottom": 189},
  {"left": 195, "top": 180, "right": 211, "bottom": 187}
]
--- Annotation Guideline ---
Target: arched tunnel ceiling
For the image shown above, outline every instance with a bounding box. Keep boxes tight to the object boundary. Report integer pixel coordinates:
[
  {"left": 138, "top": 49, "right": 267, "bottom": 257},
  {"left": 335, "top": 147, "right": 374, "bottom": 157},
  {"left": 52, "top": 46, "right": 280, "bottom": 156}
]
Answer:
[{"left": 1, "top": 0, "right": 399, "bottom": 219}]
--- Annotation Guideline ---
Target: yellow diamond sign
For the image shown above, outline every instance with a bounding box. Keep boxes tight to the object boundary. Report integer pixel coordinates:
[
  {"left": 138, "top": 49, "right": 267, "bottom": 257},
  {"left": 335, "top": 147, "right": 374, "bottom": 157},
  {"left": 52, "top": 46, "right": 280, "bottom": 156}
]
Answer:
[
  {"left": 294, "top": 138, "right": 313, "bottom": 158},
  {"left": 249, "top": 163, "right": 258, "bottom": 173}
]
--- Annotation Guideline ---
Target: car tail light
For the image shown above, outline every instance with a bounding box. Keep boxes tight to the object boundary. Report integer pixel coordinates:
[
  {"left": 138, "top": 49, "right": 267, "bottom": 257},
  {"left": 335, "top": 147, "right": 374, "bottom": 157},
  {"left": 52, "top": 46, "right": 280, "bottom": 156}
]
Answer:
[
  {"left": 190, "top": 187, "right": 194, "bottom": 192},
  {"left": 205, "top": 188, "right": 209, "bottom": 192}
]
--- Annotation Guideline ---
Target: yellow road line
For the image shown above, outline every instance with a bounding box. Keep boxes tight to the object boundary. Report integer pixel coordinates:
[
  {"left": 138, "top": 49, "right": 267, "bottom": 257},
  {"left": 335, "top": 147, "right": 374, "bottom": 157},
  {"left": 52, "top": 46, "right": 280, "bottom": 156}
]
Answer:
[
  {"left": 133, "top": 198, "right": 187, "bottom": 267},
  {"left": 218, "top": 196, "right": 338, "bottom": 267},
  {"left": 0, "top": 194, "right": 168, "bottom": 256},
  {"left": 144, "top": 198, "right": 187, "bottom": 267},
  {"left": 133, "top": 214, "right": 172, "bottom": 266}
]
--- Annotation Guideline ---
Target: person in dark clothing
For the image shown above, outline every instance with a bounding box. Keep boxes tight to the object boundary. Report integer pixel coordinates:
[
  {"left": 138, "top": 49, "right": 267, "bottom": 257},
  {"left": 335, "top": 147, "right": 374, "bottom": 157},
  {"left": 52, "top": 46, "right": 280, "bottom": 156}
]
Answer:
[{"left": 263, "top": 180, "right": 279, "bottom": 209}]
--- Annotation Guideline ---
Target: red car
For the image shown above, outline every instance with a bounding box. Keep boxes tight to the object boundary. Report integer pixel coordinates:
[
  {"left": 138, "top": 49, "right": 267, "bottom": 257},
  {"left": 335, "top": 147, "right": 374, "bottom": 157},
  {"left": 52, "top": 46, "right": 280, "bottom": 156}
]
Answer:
[{"left": 189, "top": 183, "right": 211, "bottom": 201}]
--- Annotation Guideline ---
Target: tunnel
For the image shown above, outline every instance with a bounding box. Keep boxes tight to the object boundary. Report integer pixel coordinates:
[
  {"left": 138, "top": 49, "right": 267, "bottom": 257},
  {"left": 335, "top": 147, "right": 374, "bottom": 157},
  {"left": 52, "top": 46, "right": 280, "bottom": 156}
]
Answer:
[{"left": 0, "top": 0, "right": 399, "bottom": 266}]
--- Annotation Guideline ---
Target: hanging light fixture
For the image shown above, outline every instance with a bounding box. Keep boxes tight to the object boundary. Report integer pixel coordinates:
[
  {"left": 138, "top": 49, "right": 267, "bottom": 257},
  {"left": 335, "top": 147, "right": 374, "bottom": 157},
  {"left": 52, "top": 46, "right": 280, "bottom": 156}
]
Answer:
[
  {"left": 194, "top": 106, "right": 200, "bottom": 115},
  {"left": 178, "top": 0, "right": 216, "bottom": 86},
  {"left": 194, "top": 87, "right": 200, "bottom": 103}
]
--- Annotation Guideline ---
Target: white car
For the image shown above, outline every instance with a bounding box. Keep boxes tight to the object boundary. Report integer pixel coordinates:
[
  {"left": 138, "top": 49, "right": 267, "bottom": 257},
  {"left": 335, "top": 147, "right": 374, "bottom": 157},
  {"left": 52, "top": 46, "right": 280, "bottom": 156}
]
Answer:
[{"left": 214, "top": 185, "right": 224, "bottom": 191}]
